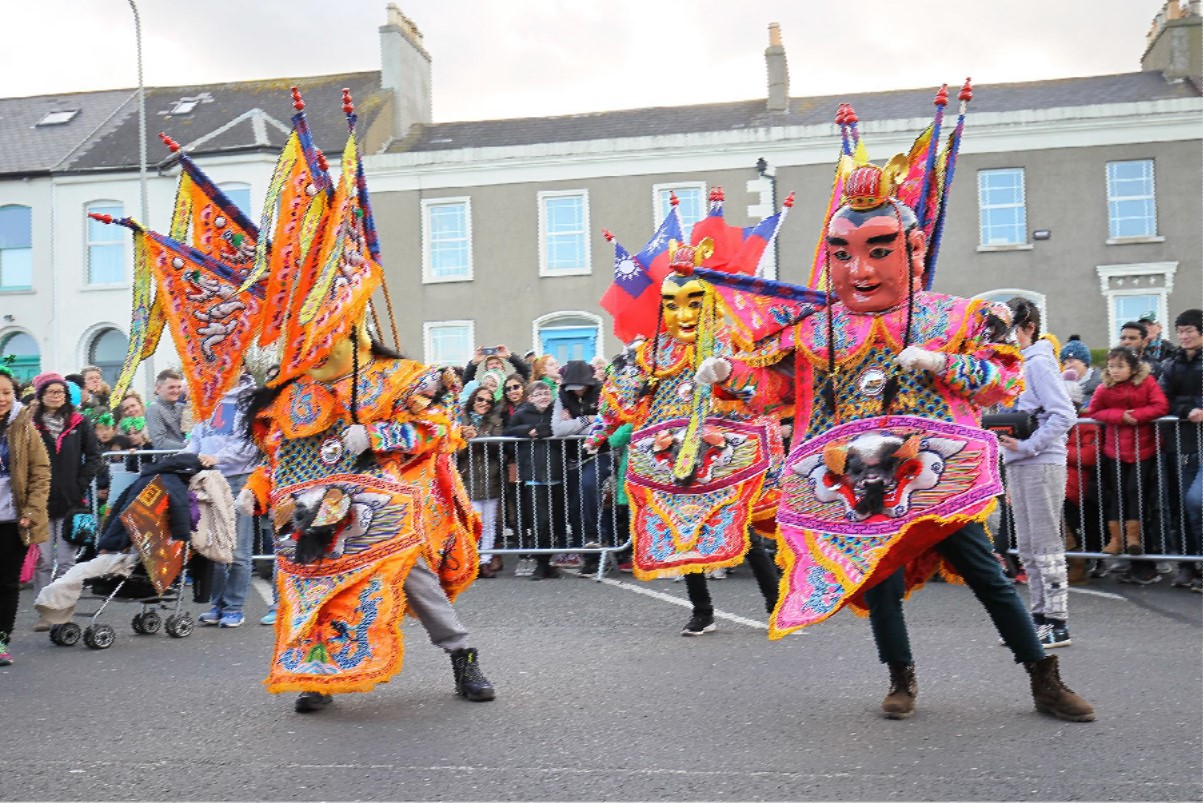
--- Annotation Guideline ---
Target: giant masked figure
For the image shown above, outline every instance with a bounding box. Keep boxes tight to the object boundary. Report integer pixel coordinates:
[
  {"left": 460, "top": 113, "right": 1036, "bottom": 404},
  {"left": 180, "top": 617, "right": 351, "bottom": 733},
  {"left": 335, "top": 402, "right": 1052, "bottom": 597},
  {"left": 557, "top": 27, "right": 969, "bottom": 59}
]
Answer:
[
  {"left": 688, "top": 91, "right": 1095, "bottom": 723},
  {"left": 588, "top": 238, "right": 787, "bottom": 636}
]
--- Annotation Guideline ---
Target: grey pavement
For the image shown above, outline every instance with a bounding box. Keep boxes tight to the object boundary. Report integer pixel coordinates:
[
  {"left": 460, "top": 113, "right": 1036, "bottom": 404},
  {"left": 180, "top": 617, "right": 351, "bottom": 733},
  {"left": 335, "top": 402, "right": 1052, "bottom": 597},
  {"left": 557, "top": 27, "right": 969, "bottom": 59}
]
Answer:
[{"left": 1, "top": 566, "right": 1199, "bottom": 802}]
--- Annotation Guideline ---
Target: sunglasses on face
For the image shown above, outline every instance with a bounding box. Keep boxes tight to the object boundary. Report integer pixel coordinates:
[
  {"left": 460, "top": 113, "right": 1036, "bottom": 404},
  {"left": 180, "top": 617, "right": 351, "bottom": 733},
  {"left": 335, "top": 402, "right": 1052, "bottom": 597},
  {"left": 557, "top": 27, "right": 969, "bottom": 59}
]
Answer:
[{"left": 505, "top": 384, "right": 523, "bottom": 391}]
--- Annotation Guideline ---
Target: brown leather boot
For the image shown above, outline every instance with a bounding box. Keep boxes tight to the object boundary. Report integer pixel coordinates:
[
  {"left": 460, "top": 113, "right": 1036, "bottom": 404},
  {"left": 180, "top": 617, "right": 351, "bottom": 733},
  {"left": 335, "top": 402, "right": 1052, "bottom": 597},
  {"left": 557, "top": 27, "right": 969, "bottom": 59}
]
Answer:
[
  {"left": 1123, "top": 520, "right": 1143, "bottom": 554},
  {"left": 882, "top": 663, "right": 917, "bottom": 719},
  {"left": 1066, "top": 557, "right": 1090, "bottom": 586},
  {"left": 489, "top": 555, "right": 503, "bottom": 573},
  {"left": 1101, "top": 521, "right": 1123, "bottom": 555},
  {"left": 1025, "top": 654, "right": 1095, "bottom": 722}
]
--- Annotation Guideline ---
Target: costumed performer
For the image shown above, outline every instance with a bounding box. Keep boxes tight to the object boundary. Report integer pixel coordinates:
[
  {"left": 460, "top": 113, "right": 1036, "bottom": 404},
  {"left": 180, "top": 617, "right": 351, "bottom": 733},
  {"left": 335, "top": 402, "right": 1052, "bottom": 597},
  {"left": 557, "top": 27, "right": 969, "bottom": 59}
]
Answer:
[
  {"left": 587, "top": 237, "right": 789, "bottom": 637},
  {"left": 689, "top": 88, "right": 1094, "bottom": 722},
  {"left": 242, "top": 316, "right": 495, "bottom": 713}
]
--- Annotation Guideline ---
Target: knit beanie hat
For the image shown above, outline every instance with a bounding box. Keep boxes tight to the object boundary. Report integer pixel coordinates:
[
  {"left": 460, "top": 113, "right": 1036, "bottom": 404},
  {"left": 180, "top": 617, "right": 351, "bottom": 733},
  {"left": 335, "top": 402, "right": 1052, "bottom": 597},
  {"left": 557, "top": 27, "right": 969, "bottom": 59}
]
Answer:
[
  {"left": 1059, "top": 336, "right": 1091, "bottom": 366},
  {"left": 32, "top": 372, "right": 68, "bottom": 397}
]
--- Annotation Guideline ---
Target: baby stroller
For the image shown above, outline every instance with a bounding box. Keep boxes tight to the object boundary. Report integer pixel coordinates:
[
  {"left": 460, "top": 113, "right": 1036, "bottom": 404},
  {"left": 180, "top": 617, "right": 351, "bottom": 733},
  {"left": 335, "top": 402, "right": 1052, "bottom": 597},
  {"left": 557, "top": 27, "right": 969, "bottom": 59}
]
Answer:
[{"left": 42, "top": 455, "right": 205, "bottom": 649}]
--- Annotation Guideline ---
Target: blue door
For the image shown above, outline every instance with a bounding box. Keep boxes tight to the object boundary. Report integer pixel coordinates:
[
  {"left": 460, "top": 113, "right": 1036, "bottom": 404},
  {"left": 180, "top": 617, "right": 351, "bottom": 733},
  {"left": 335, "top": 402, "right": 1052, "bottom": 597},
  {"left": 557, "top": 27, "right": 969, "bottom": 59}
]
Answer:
[{"left": 539, "top": 326, "right": 597, "bottom": 364}]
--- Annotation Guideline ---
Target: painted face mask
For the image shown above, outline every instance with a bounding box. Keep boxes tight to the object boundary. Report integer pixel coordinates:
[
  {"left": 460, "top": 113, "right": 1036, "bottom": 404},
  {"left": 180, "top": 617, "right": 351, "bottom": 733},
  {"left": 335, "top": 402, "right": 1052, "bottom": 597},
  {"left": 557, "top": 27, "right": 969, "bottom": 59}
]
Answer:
[
  {"left": 661, "top": 278, "right": 708, "bottom": 343},
  {"left": 826, "top": 213, "right": 925, "bottom": 314}
]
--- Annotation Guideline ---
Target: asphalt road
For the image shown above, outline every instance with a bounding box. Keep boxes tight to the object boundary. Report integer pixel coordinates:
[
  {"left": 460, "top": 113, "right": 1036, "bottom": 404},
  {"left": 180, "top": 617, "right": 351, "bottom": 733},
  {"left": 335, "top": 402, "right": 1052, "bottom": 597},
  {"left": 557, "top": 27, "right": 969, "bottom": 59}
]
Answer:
[{"left": 1, "top": 566, "right": 1199, "bottom": 802}]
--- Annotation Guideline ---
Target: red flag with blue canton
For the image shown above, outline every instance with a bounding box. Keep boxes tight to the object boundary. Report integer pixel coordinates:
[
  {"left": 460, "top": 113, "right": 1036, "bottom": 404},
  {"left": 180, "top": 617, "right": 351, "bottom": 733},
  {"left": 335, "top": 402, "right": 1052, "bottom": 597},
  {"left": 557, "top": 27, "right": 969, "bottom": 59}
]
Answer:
[{"left": 599, "top": 204, "right": 684, "bottom": 343}]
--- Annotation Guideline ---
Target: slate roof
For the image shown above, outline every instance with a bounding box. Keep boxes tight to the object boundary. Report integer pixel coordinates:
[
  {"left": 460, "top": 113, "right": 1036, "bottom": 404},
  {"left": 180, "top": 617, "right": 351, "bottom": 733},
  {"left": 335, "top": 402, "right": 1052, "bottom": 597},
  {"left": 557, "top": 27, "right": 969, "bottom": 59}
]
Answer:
[
  {"left": 65, "top": 71, "right": 391, "bottom": 172},
  {"left": 0, "top": 89, "right": 134, "bottom": 176},
  {"left": 389, "top": 71, "right": 1201, "bottom": 154}
]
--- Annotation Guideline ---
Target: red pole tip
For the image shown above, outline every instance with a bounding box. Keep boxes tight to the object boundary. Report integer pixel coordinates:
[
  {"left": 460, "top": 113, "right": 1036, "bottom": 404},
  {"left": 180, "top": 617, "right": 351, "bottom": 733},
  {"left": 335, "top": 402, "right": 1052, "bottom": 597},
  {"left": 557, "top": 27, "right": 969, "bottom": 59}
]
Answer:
[
  {"left": 158, "top": 132, "right": 180, "bottom": 152},
  {"left": 783, "top": 192, "right": 795, "bottom": 208},
  {"left": 934, "top": 84, "right": 949, "bottom": 107},
  {"left": 959, "top": 77, "right": 974, "bottom": 103},
  {"left": 602, "top": 229, "right": 614, "bottom": 242},
  {"left": 291, "top": 86, "right": 305, "bottom": 111},
  {"left": 87, "top": 212, "right": 113, "bottom": 224},
  {"left": 669, "top": 192, "right": 679, "bottom": 206},
  {"left": 342, "top": 88, "right": 354, "bottom": 114},
  {"left": 845, "top": 105, "right": 858, "bottom": 124},
  {"left": 835, "top": 104, "right": 847, "bottom": 125},
  {"left": 714, "top": 186, "right": 724, "bottom": 201}
]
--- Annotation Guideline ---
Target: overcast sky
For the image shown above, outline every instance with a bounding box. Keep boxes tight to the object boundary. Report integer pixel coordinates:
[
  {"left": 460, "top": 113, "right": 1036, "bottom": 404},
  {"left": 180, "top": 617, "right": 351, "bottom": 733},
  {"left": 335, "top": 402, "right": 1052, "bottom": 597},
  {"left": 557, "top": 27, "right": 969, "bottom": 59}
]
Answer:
[{"left": 0, "top": 0, "right": 1164, "bottom": 121}]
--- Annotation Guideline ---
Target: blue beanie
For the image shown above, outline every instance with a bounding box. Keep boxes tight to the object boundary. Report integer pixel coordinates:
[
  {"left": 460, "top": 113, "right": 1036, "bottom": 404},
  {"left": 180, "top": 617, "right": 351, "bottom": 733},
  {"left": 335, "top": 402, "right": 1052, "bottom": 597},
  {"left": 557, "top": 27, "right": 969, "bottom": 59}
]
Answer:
[{"left": 1060, "top": 337, "right": 1091, "bottom": 366}]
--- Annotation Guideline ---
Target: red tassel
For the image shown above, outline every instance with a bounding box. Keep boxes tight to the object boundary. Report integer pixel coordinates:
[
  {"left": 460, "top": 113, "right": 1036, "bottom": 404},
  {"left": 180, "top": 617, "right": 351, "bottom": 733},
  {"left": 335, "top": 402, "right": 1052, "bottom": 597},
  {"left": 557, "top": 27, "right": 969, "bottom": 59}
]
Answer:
[
  {"left": 934, "top": 84, "right": 949, "bottom": 107},
  {"left": 783, "top": 192, "right": 796, "bottom": 208},
  {"left": 291, "top": 86, "right": 305, "bottom": 111},
  {"left": 158, "top": 132, "right": 181, "bottom": 153},
  {"left": 669, "top": 192, "right": 679, "bottom": 206},
  {"left": 959, "top": 77, "right": 974, "bottom": 103},
  {"left": 845, "top": 105, "right": 859, "bottom": 124},
  {"left": 342, "top": 88, "right": 354, "bottom": 115},
  {"left": 602, "top": 229, "right": 614, "bottom": 242}
]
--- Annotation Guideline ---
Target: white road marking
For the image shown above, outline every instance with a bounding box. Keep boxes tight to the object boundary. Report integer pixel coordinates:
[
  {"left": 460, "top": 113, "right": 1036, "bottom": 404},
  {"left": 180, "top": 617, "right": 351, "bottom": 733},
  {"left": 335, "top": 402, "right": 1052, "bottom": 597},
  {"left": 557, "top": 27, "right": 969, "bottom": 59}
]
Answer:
[
  {"left": 252, "top": 577, "right": 274, "bottom": 606},
  {"left": 1067, "top": 586, "right": 1128, "bottom": 601},
  {"left": 593, "top": 576, "right": 772, "bottom": 631}
]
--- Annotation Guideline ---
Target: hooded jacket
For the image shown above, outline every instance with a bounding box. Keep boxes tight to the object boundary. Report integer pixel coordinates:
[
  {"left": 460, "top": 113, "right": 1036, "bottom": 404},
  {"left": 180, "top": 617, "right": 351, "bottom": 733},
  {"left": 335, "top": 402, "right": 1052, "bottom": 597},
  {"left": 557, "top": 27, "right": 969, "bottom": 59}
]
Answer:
[
  {"left": 181, "top": 374, "right": 260, "bottom": 477},
  {"left": 1088, "top": 361, "right": 1170, "bottom": 463},
  {"left": 34, "top": 408, "right": 102, "bottom": 518},
  {"left": 1003, "top": 338, "right": 1076, "bottom": 467},
  {"left": 1, "top": 403, "right": 52, "bottom": 545},
  {"left": 98, "top": 452, "right": 204, "bottom": 552},
  {"left": 552, "top": 360, "right": 602, "bottom": 441}
]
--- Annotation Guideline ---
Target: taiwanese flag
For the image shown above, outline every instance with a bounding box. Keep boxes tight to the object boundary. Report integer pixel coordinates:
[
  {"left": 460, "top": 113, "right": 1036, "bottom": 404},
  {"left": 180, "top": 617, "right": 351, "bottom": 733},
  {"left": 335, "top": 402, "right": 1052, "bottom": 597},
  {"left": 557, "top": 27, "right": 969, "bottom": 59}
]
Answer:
[
  {"left": 688, "top": 187, "right": 790, "bottom": 277},
  {"left": 598, "top": 206, "right": 683, "bottom": 343}
]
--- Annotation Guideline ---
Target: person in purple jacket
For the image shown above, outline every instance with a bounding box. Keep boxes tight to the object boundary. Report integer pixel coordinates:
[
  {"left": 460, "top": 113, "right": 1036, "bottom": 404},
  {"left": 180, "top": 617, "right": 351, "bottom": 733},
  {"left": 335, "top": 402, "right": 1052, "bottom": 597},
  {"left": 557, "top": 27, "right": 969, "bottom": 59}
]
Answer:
[{"left": 998, "top": 298, "right": 1078, "bottom": 648}]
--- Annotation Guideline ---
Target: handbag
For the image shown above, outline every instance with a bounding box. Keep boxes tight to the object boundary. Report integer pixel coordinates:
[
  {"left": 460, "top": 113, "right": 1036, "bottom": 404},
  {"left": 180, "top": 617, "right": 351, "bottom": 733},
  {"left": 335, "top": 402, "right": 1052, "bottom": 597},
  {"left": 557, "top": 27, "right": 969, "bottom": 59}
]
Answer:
[
  {"left": 981, "top": 411, "right": 1039, "bottom": 440},
  {"left": 18, "top": 543, "right": 38, "bottom": 585}
]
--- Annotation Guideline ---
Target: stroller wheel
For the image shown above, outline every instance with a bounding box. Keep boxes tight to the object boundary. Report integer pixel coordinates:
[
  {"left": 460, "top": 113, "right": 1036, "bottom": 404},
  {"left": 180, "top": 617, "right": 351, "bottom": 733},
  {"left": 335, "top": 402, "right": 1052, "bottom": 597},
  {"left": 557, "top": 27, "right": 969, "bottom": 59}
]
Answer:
[
  {"left": 139, "top": 611, "right": 162, "bottom": 634},
  {"left": 50, "top": 622, "right": 82, "bottom": 647},
  {"left": 83, "top": 624, "right": 116, "bottom": 650},
  {"left": 131, "top": 613, "right": 145, "bottom": 634},
  {"left": 165, "top": 614, "right": 194, "bottom": 638}
]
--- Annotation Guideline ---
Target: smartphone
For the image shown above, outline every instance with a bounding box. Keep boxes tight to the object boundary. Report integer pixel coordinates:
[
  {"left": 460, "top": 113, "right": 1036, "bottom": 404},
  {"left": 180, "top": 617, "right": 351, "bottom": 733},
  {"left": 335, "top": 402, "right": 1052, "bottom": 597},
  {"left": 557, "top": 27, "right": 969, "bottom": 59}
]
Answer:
[{"left": 479, "top": 346, "right": 499, "bottom": 356}]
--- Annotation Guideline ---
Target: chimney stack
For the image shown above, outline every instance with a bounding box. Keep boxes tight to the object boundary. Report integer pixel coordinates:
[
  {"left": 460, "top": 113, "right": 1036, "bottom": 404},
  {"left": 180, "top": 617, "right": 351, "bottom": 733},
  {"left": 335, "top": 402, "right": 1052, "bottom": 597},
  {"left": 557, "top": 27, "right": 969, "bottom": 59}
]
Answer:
[
  {"left": 379, "top": 4, "right": 433, "bottom": 139},
  {"left": 765, "top": 23, "right": 789, "bottom": 114},
  {"left": 1141, "top": 0, "right": 1202, "bottom": 81}
]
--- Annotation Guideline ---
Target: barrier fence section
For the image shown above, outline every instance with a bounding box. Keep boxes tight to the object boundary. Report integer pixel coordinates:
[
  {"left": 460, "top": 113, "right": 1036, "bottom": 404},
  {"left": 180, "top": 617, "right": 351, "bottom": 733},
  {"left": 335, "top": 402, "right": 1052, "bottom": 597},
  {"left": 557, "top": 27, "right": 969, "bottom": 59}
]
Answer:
[
  {"left": 92, "top": 418, "right": 1201, "bottom": 581},
  {"left": 994, "top": 417, "right": 1202, "bottom": 563}
]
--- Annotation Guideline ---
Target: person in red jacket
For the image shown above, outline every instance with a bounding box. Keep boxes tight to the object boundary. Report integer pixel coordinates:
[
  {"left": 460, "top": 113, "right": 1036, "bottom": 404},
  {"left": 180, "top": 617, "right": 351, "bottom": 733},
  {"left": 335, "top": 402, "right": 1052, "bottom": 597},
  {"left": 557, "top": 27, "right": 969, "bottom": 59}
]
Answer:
[{"left": 1087, "top": 347, "right": 1170, "bottom": 583}]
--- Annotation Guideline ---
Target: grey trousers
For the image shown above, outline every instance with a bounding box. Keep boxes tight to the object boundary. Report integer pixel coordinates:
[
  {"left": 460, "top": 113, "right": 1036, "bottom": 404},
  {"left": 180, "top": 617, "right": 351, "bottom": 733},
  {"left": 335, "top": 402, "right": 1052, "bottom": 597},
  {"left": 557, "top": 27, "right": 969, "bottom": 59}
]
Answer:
[
  {"left": 1008, "top": 463, "right": 1069, "bottom": 622},
  {"left": 34, "top": 519, "right": 74, "bottom": 600},
  {"left": 403, "top": 556, "right": 470, "bottom": 652}
]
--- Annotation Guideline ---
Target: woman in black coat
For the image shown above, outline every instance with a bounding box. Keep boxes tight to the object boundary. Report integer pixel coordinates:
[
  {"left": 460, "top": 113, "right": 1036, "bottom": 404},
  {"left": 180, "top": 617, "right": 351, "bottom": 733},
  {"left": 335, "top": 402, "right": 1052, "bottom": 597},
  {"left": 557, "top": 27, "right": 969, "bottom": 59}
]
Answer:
[
  {"left": 457, "top": 386, "right": 507, "bottom": 577},
  {"left": 29, "top": 375, "right": 101, "bottom": 618},
  {"left": 504, "top": 382, "right": 566, "bottom": 579}
]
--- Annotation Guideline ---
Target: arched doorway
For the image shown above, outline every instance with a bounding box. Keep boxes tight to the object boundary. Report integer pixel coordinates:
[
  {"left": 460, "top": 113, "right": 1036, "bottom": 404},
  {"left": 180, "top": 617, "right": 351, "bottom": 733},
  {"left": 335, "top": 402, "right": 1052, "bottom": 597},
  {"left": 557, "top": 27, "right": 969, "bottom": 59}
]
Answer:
[
  {"left": 533, "top": 312, "right": 602, "bottom": 363},
  {"left": 87, "top": 328, "right": 129, "bottom": 386},
  {"left": 0, "top": 331, "right": 40, "bottom": 383}
]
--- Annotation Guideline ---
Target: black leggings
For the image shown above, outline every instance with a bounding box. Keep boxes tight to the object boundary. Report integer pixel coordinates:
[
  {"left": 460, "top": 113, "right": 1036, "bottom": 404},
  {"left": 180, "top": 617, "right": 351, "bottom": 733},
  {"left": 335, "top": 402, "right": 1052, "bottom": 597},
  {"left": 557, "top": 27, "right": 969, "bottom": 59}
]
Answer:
[
  {"left": 684, "top": 535, "right": 780, "bottom": 615},
  {"left": 1100, "top": 456, "right": 1155, "bottom": 522},
  {"left": 0, "top": 522, "right": 27, "bottom": 642}
]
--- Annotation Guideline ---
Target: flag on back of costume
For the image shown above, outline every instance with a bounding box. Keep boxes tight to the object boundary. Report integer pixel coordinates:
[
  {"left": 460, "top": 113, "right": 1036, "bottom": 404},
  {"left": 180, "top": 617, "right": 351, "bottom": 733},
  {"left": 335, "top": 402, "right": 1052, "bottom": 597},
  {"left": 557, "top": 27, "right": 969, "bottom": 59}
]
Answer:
[{"left": 599, "top": 205, "right": 684, "bottom": 344}]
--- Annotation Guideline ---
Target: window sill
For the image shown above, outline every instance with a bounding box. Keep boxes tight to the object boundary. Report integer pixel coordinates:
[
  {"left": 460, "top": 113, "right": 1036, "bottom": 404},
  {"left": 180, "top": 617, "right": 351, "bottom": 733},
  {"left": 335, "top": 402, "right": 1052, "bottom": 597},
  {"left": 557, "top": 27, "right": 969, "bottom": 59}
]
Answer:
[
  {"left": 422, "top": 275, "right": 474, "bottom": 285},
  {"left": 539, "top": 268, "right": 593, "bottom": 278},
  {"left": 0, "top": 288, "right": 34, "bottom": 294},
  {"left": 976, "top": 244, "right": 1034, "bottom": 253},
  {"left": 1106, "top": 236, "right": 1165, "bottom": 246},
  {"left": 80, "top": 284, "right": 131, "bottom": 292}
]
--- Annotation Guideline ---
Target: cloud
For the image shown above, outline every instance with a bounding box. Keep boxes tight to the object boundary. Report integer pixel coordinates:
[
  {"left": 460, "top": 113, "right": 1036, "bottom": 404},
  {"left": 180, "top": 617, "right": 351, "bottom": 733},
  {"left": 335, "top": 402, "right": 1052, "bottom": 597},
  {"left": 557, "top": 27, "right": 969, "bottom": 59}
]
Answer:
[{"left": 0, "top": 0, "right": 1164, "bottom": 119}]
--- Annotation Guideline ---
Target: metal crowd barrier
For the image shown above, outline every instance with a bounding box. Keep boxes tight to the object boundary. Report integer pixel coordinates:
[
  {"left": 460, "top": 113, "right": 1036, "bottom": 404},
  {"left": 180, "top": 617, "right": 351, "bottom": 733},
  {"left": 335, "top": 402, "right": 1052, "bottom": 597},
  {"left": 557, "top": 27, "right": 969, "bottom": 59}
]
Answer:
[
  {"left": 460, "top": 434, "right": 632, "bottom": 580},
  {"left": 995, "top": 417, "right": 1203, "bottom": 564}
]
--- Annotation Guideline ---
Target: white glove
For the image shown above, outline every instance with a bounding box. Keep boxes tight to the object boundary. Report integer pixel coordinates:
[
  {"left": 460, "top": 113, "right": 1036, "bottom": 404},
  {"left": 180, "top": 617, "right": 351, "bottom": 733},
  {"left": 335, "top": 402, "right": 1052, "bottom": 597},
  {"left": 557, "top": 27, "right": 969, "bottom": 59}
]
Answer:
[
  {"left": 894, "top": 346, "right": 947, "bottom": 373},
  {"left": 694, "top": 357, "right": 732, "bottom": 385},
  {"left": 235, "top": 488, "right": 256, "bottom": 517},
  {"left": 342, "top": 424, "right": 371, "bottom": 456}
]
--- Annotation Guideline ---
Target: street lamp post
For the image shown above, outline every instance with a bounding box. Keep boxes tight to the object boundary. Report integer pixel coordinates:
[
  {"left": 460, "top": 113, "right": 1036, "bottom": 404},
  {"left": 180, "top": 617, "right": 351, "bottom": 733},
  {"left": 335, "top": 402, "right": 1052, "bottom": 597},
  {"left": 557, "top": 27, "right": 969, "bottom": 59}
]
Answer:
[
  {"left": 128, "top": 0, "right": 153, "bottom": 389},
  {"left": 128, "top": 0, "right": 148, "bottom": 225}
]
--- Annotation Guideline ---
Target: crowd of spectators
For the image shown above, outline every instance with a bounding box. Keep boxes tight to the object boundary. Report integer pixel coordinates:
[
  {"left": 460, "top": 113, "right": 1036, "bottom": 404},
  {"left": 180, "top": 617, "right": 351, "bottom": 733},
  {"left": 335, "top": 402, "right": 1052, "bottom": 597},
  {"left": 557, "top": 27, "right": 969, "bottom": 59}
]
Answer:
[{"left": 1, "top": 307, "right": 1199, "bottom": 668}]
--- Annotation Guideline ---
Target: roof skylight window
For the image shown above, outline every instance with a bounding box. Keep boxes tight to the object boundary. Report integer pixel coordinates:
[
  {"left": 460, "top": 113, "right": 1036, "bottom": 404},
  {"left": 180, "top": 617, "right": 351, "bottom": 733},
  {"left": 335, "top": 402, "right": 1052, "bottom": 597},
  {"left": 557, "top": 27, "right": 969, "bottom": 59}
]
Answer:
[
  {"left": 36, "top": 109, "right": 79, "bottom": 126},
  {"left": 170, "top": 99, "right": 199, "bottom": 115}
]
